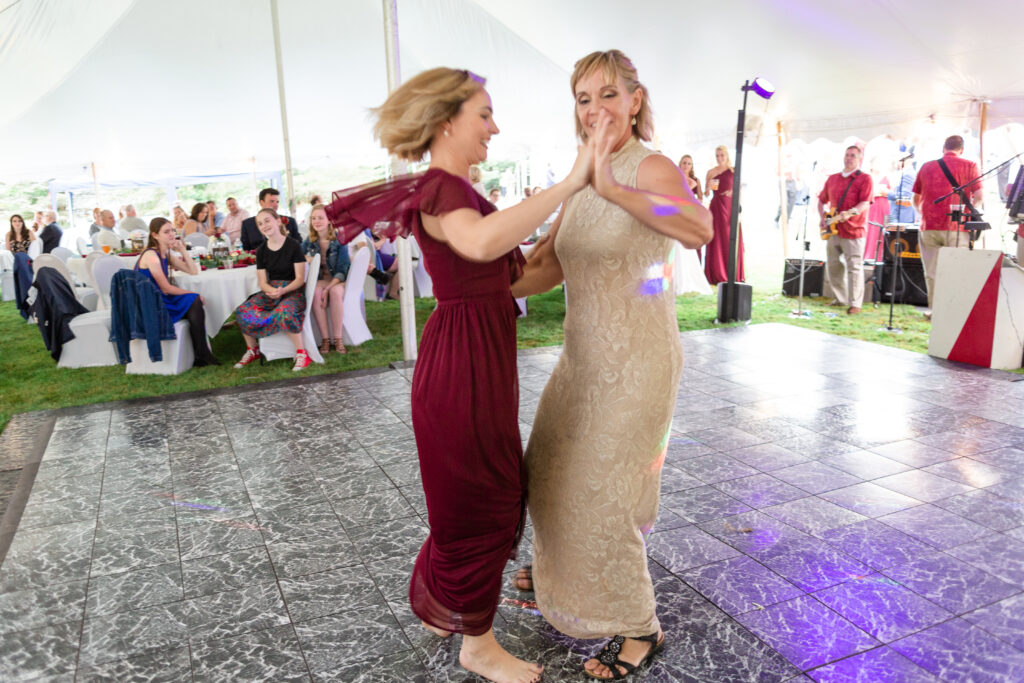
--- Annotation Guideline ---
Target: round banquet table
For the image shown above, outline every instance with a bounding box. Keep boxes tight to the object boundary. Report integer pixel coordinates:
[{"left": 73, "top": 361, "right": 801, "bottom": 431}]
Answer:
[{"left": 174, "top": 265, "right": 259, "bottom": 336}]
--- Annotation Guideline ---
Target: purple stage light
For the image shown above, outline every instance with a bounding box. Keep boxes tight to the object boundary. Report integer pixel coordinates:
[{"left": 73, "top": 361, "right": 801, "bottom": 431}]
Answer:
[{"left": 748, "top": 77, "right": 775, "bottom": 100}]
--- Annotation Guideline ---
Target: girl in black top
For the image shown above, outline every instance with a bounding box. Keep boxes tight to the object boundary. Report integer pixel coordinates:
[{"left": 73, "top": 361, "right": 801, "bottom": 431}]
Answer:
[{"left": 232, "top": 208, "right": 311, "bottom": 371}]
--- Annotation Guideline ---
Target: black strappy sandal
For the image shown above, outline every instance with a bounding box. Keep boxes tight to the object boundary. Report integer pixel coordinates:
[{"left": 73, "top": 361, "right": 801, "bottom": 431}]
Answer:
[
  {"left": 584, "top": 632, "right": 665, "bottom": 680},
  {"left": 513, "top": 564, "right": 533, "bottom": 592}
]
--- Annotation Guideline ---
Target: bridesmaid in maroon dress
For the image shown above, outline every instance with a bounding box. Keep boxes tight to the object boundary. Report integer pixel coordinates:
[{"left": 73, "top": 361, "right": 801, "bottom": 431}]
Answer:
[
  {"left": 325, "top": 67, "right": 591, "bottom": 683},
  {"left": 704, "top": 145, "right": 745, "bottom": 284}
]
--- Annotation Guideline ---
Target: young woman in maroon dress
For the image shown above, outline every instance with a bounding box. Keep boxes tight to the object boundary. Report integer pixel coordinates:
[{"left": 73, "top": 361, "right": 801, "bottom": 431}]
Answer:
[
  {"left": 325, "top": 67, "right": 592, "bottom": 683},
  {"left": 704, "top": 145, "right": 744, "bottom": 284}
]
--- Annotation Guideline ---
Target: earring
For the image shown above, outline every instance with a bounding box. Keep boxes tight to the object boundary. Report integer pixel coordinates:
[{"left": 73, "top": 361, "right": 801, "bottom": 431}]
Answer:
[
  {"left": 631, "top": 116, "right": 637, "bottom": 126},
  {"left": 443, "top": 129, "right": 450, "bottom": 137}
]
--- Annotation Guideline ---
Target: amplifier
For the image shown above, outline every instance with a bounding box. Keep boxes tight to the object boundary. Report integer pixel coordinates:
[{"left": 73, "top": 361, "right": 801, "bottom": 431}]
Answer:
[
  {"left": 875, "top": 260, "right": 928, "bottom": 307},
  {"left": 782, "top": 258, "right": 824, "bottom": 297},
  {"left": 884, "top": 227, "right": 921, "bottom": 263}
]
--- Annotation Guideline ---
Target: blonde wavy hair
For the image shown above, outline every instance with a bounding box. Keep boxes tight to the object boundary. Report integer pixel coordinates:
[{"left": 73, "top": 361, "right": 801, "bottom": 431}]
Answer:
[
  {"left": 307, "top": 204, "right": 335, "bottom": 242},
  {"left": 715, "top": 145, "right": 734, "bottom": 170},
  {"left": 373, "top": 68, "right": 486, "bottom": 161},
  {"left": 570, "top": 50, "right": 653, "bottom": 143}
]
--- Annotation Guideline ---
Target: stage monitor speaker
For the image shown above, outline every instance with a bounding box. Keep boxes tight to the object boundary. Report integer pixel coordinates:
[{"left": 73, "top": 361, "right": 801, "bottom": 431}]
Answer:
[
  {"left": 883, "top": 228, "right": 921, "bottom": 264},
  {"left": 876, "top": 260, "right": 928, "bottom": 306},
  {"left": 782, "top": 258, "right": 824, "bottom": 297}
]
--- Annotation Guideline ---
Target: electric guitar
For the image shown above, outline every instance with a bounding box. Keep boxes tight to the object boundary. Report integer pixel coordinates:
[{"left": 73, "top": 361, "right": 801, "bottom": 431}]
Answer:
[
  {"left": 820, "top": 207, "right": 864, "bottom": 240},
  {"left": 820, "top": 209, "right": 849, "bottom": 240}
]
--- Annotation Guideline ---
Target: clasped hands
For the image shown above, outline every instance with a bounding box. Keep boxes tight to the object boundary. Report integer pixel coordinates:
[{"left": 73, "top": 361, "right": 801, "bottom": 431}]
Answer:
[{"left": 567, "top": 110, "right": 623, "bottom": 199}]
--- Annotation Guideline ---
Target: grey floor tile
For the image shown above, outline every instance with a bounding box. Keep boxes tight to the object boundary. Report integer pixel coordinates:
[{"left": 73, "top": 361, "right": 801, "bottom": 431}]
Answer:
[
  {"left": 878, "top": 504, "right": 994, "bottom": 550},
  {"left": 0, "top": 578, "right": 87, "bottom": 635},
  {"left": 890, "top": 617, "right": 1024, "bottom": 682},
  {"left": 185, "top": 581, "right": 290, "bottom": 642},
  {"left": 77, "top": 646, "right": 193, "bottom": 682},
  {"left": 181, "top": 545, "right": 276, "bottom": 599},
  {"left": 819, "top": 482, "right": 924, "bottom": 517},
  {"left": 294, "top": 604, "right": 413, "bottom": 676},
  {"left": 0, "top": 620, "right": 82, "bottom": 680},
  {"left": 962, "top": 592, "right": 1024, "bottom": 651},
  {"left": 190, "top": 624, "right": 309, "bottom": 682},
  {"left": 772, "top": 462, "right": 862, "bottom": 495},
  {"left": 806, "top": 645, "right": 938, "bottom": 682},
  {"left": 763, "top": 497, "right": 868, "bottom": 536},
  {"left": 883, "top": 550, "right": 1020, "bottom": 614},
  {"left": 279, "top": 564, "right": 386, "bottom": 622},
  {"left": 86, "top": 562, "right": 184, "bottom": 617},
  {"left": 681, "top": 555, "right": 803, "bottom": 616},
  {"left": 813, "top": 574, "right": 951, "bottom": 642},
  {"left": 80, "top": 601, "right": 190, "bottom": 667}
]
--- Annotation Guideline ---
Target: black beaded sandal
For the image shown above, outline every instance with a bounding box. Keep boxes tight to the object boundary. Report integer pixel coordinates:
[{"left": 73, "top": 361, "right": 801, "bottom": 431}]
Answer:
[
  {"left": 513, "top": 564, "right": 533, "bottom": 592},
  {"left": 584, "top": 632, "right": 665, "bottom": 680}
]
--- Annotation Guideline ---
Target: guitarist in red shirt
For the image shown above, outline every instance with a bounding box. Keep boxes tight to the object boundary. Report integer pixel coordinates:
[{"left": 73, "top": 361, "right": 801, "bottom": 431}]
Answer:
[{"left": 817, "top": 146, "right": 873, "bottom": 314}]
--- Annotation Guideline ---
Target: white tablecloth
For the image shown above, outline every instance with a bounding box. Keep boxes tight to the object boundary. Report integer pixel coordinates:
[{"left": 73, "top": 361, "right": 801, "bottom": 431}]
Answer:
[
  {"left": 175, "top": 266, "right": 259, "bottom": 336},
  {"left": 66, "top": 254, "right": 139, "bottom": 284}
]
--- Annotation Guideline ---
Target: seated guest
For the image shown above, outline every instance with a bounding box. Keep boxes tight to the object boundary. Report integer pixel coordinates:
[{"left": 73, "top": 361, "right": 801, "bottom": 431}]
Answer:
[
  {"left": 371, "top": 229, "right": 400, "bottom": 299},
  {"left": 206, "top": 200, "right": 225, "bottom": 229},
  {"left": 301, "top": 204, "right": 350, "bottom": 355},
  {"left": 233, "top": 209, "right": 311, "bottom": 371},
  {"left": 39, "top": 211, "right": 62, "bottom": 253},
  {"left": 119, "top": 204, "right": 148, "bottom": 234},
  {"left": 97, "top": 209, "right": 119, "bottom": 237},
  {"left": 136, "top": 218, "right": 220, "bottom": 366},
  {"left": 32, "top": 211, "right": 44, "bottom": 234},
  {"left": 88, "top": 207, "right": 103, "bottom": 236},
  {"left": 172, "top": 206, "right": 188, "bottom": 234},
  {"left": 6, "top": 214, "right": 35, "bottom": 253},
  {"left": 183, "top": 203, "right": 211, "bottom": 236},
  {"left": 240, "top": 188, "right": 299, "bottom": 250},
  {"left": 222, "top": 197, "right": 249, "bottom": 245}
]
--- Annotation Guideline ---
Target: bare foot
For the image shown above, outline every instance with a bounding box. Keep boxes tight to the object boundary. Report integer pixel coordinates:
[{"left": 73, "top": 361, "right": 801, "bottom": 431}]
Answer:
[
  {"left": 460, "top": 629, "right": 543, "bottom": 683},
  {"left": 584, "top": 632, "right": 663, "bottom": 679},
  {"left": 421, "top": 620, "right": 451, "bottom": 638}
]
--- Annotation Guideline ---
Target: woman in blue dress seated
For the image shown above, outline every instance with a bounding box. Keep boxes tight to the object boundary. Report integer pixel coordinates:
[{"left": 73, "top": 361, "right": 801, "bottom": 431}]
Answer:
[
  {"left": 135, "top": 217, "right": 220, "bottom": 366},
  {"left": 232, "top": 209, "right": 310, "bottom": 371}
]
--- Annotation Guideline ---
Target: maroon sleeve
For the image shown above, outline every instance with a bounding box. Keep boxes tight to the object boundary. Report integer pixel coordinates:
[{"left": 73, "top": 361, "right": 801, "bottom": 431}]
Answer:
[
  {"left": 966, "top": 161, "right": 983, "bottom": 194},
  {"left": 419, "top": 171, "right": 493, "bottom": 217}
]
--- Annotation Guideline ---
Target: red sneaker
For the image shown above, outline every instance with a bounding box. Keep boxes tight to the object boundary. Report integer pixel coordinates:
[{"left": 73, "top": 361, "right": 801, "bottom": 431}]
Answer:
[
  {"left": 233, "top": 347, "right": 262, "bottom": 369},
  {"left": 292, "top": 350, "right": 312, "bottom": 372}
]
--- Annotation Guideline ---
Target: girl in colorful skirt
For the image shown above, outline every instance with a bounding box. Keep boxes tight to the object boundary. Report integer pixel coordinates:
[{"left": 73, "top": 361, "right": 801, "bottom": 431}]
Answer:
[{"left": 233, "top": 208, "right": 311, "bottom": 371}]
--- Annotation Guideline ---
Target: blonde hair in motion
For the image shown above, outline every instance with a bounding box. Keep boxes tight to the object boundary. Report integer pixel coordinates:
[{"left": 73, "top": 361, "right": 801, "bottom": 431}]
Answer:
[
  {"left": 570, "top": 50, "right": 653, "bottom": 143},
  {"left": 373, "top": 67, "right": 486, "bottom": 161}
]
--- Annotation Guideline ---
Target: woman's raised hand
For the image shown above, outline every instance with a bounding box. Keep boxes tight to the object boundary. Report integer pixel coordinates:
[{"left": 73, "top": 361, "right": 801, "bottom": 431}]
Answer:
[
  {"left": 590, "top": 110, "right": 619, "bottom": 199},
  {"left": 565, "top": 135, "right": 595, "bottom": 192}
]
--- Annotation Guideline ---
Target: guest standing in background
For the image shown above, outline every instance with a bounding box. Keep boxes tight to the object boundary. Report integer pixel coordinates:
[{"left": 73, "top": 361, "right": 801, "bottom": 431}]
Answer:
[
  {"left": 704, "top": 145, "right": 742, "bottom": 284},
  {"left": 6, "top": 214, "right": 35, "bottom": 253}
]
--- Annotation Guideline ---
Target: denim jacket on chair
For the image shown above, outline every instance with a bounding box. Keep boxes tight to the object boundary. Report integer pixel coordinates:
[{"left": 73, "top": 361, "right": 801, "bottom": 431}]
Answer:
[{"left": 109, "top": 269, "right": 176, "bottom": 364}]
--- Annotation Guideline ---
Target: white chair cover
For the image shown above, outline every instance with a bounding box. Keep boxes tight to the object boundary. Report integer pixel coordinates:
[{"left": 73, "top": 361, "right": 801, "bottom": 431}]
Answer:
[
  {"left": 341, "top": 245, "right": 372, "bottom": 347},
  {"left": 92, "top": 254, "right": 129, "bottom": 310},
  {"left": 1, "top": 249, "right": 14, "bottom": 302},
  {"left": 184, "top": 232, "right": 210, "bottom": 249},
  {"left": 409, "top": 235, "right": 433, "bottom": 298},
  {"left": 127, "top": 319, "right": 194, "bottom": 375},
  {"left": 27, "top": 239, "right": 42, "bottom": 259},
  {"left": 51, "top": 246, "right": 75, "bottom": 264},
  {"left": 259, "top": 254, "right": 324, "bottom": 364},
  {"left": 76, "top": 237, "right": 90, "bottom": 255},
  {"left": 360, "top": 241, "right": 381, "bottom": 302},
  {"left": 58, "top": 310, "right": 118, "bottom": 368},
  {"left": 33, "top": 255, "right": 97, "bottom": 311}
]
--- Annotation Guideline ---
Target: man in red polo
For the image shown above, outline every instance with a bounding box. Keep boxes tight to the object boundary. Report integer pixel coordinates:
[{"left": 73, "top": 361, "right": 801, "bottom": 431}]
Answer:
[
  {"left": 913, "top": 135, "right": 983, "bottom": 313},
  {"left": 818, "top": 145, "right": 873, "bottom": 314}
]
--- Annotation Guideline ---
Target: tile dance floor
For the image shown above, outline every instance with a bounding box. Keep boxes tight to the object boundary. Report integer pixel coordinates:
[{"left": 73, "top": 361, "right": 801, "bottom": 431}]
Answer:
[{"left": 2, "top": 323, "right": 1024, "bottom": 682}]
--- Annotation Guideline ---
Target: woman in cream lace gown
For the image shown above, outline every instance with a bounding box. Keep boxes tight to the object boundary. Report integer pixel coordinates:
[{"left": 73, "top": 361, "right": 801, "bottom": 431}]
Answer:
[{"left": 512, "top": 50, "right": 712, "bottom": 680}]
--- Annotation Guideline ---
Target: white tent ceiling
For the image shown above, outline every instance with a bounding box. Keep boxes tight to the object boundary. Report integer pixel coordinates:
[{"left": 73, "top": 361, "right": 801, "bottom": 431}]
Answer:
[{"left": 1, "top": 0, "right": 1022, "bottom": 183}]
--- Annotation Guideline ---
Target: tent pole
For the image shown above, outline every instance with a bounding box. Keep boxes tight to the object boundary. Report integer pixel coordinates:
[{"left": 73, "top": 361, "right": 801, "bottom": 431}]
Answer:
[
  {"left": 979, "top": 100, "right": 988, "bottom": 248},
  {"left": 270, "top": 0, "right": 297, "bottom": 217},
  {"left": 91, "top": 162, "right": 100, "bottom": 207},
  {"left": 383, "top": 0, "right": 417, "bottom": 362},
  {"left": 777, "top": 121, "right": 789, "bottom": 259}
]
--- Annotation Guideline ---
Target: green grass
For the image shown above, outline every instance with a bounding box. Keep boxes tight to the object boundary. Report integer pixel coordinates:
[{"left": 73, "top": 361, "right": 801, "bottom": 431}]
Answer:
[{"left": 0, "top": 284, "right": 1015, "bottom": 435}]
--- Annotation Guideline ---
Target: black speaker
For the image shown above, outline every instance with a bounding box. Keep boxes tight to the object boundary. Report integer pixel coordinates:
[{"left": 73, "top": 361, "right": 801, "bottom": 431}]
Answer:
[
  {"left": 782, "top": 258, "right": 824, "bottom": 297},
  {"left": 883, "top": 228, "right": 921, "bottom": 264},
  {"left": 876, "top": 260, "right": 928, "bottom": 306}
]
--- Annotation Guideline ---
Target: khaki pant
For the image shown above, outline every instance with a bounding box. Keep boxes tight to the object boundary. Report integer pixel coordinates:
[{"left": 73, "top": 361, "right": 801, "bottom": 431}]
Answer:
[
  {"left": 1017, "top": 233, "right": 1023, "bottom": 265},
  {"left": 919, "top": 229, "right": 970, "bottom": 308},
  {"left": 826, "top": 236, "right": 865, "bottom": 308}
]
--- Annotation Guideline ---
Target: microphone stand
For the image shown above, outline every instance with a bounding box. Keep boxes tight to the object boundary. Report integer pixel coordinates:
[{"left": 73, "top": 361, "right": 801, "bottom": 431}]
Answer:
[
  {"left": 879, "top": 157, "right": 909, "bottom": 335},
  {"left": 789, "top": 188, "right": 813, "bottom": 319}
]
